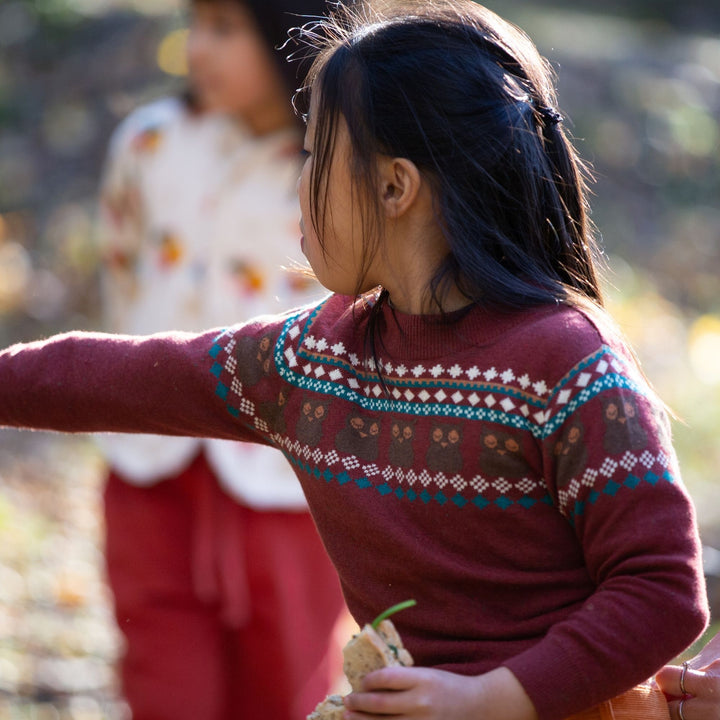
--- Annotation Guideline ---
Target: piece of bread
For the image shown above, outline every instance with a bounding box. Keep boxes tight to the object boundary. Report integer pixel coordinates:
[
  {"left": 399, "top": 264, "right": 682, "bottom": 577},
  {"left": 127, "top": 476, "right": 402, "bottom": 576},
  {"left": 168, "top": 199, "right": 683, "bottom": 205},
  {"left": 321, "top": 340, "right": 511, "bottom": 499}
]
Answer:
[
  {"left": 343, "top": 619, "right": 414, "bottom": 692},
  {"left": 306, "top": 694, "right": 345, "bottom": 720},
  {"left": 307, "top": 618, "right": 414, "bottom": 718}
]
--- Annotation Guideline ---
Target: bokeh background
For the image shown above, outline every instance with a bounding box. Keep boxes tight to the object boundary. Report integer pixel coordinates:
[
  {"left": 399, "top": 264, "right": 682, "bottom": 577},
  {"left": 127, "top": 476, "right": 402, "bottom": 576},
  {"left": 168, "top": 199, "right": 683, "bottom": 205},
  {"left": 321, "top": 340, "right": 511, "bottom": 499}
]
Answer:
[{"left": 0, "top": 0, "right": 719, "bottom": 717}]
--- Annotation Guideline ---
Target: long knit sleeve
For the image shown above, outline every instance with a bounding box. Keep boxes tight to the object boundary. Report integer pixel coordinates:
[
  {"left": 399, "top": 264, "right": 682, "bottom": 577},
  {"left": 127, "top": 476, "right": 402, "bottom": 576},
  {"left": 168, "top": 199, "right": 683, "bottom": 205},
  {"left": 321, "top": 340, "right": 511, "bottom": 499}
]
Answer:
[
  {"left": 501, "top": 314, "right": 708, "bottom": 718},
  {"left": 0, "top": 328, "right": 249, "bottom": 440}
]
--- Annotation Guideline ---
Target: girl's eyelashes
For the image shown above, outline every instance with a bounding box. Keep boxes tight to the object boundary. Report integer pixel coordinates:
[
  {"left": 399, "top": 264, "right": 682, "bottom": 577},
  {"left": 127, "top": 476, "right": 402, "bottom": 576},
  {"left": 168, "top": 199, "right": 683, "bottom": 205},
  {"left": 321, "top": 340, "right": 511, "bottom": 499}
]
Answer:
[{"left": 300, "top": 148, "right": 311, "bottom": 159}]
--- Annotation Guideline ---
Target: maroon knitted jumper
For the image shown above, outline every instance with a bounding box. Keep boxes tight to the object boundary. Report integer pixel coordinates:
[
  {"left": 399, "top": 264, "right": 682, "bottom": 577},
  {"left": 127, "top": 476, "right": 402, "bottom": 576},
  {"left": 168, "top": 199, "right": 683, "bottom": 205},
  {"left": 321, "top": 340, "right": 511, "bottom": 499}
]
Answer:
[{"left": 0, "top": 294, "right": 708, "bottom": 720}]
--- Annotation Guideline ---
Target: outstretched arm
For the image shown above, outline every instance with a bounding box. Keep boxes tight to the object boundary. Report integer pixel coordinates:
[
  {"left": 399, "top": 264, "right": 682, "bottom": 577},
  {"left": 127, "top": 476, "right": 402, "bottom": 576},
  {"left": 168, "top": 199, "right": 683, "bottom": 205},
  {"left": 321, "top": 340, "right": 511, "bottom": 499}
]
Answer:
[{"left": 0, "top": 328, "right": 246, "bottom": 440}]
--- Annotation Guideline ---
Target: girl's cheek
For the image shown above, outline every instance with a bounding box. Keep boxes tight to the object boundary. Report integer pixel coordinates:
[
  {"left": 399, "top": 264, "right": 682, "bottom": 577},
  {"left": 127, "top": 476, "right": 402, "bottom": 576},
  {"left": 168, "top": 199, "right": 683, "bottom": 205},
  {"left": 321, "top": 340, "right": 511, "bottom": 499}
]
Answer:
[
  {"left": 298, "top": 161, "right": 311, "bottom": 207},
  {"left": 296, "top": 164, "right": 307, "bottom": 194}
]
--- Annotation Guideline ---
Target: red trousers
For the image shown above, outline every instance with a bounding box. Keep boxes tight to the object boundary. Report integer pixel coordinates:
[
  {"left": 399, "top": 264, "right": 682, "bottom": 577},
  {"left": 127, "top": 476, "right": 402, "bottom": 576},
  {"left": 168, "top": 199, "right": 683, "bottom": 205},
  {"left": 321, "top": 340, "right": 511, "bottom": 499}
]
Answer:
[{"left": 104, "top": 452, "right": 346, "bottom": 720}]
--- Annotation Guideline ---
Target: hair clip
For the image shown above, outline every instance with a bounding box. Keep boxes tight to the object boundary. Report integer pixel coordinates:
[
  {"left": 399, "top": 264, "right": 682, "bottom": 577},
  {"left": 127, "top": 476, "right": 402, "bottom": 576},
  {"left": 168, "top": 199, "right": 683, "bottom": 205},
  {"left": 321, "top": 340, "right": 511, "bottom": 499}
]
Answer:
[{"left": 536, "top": 104, "right": 564, "bottom": 126}]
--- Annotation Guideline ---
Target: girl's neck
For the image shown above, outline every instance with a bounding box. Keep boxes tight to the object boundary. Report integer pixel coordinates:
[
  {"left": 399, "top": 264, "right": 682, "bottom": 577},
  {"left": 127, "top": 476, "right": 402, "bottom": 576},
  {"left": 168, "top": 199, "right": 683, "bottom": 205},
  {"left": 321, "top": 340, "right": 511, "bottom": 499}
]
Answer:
[
  {"left": 386, "top": 284, "right": 471, "bottom": 316},
  {"left": 380, "top": 201, "right": 467, "bottom": 316}
]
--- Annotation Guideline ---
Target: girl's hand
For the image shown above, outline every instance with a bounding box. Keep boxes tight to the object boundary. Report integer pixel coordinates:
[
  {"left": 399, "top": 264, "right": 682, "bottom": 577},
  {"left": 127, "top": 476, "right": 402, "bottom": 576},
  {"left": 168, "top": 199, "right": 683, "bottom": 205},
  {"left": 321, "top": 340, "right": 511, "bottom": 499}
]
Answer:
[
  {"left": 342, "top": 665, "right": 538, "bottom": 720},
  {"left": 686, "top": 633, "right": 720, "bottom": 673},
  {"left": 655, "top": 634, "right": 720, "bottom": 720}
]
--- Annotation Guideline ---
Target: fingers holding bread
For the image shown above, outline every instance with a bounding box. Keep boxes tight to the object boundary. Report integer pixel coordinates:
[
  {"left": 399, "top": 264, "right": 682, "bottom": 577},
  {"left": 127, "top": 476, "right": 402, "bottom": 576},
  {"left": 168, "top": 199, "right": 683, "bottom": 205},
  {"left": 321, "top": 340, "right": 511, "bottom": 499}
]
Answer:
[{"left": 307, "top": 601, "right": 416, "bottom": 719}]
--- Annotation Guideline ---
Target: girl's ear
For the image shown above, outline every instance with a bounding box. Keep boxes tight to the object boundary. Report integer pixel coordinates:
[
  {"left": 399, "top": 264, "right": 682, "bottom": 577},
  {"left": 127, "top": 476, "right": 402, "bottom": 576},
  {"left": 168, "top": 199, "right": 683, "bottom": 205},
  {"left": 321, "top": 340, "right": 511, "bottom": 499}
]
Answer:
[{"left": 378, "top": 156, "right": 422, "bottom": 219}]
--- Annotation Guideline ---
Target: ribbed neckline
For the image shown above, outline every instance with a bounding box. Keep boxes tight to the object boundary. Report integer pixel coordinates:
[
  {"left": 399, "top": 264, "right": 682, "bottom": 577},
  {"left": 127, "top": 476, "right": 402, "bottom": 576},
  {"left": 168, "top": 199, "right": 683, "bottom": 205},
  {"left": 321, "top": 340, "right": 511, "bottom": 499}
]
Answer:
[{"left": 377, "top": 300, "right": 559, "bottom": 362}]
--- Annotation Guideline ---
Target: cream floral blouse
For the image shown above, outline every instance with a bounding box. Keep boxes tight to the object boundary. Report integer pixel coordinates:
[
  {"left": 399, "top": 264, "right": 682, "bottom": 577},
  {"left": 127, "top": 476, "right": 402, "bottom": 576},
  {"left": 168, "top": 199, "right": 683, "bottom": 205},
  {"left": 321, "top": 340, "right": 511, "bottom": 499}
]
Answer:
[{"left": 97, "top": 97, "right": 324, "bottom": 508}]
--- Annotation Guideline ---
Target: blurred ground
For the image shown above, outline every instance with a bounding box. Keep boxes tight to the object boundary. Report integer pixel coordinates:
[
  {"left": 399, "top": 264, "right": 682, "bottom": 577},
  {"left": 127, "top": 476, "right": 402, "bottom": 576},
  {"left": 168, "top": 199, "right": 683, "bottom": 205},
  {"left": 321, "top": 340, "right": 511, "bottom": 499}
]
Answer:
[
  {"left": 0, "top": 431, "right": 126, "bottom": 719},
  {"left": 0, "top": 0, "right": 719, "bottom": 717}
]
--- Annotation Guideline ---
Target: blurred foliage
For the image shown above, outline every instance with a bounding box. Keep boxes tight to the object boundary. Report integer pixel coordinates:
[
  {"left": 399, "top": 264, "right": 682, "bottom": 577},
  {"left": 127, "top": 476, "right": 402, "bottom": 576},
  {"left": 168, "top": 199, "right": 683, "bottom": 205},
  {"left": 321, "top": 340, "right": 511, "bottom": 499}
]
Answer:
[
  {"left": 0, "top": 0, "right": 182, "bottom": 345},
  {"left": 517, "top": 0, "right": 720, "bottom": 32}
]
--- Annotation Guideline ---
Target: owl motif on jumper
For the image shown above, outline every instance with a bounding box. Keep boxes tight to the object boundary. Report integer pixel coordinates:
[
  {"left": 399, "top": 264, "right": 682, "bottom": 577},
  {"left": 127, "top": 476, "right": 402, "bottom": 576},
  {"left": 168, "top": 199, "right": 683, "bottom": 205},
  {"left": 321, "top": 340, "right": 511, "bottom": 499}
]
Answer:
[
  {"left": 479, "top": 430, "right": 533, "bottom": 478},
  {"left": 234, "top": 333, "right": 274, "bottom": 386},
  {"left": 260, "top": 388, "right": 288, "bottom": 435},
  {"left": 553, "top": 419, "right": 588, "bottom": 490},
  {"left": 335, "top": 413, "right": 381, "bottom": 462},
  {"left": 602, "top": 395, "right": 648, "bottom": 455},
  {"left": 295, "top": 396, "right": 329, "bottom": 446},
  {"left": 388, "top": 418, "right": 416, "bottom": 468},
  {"left": 425, "top": 423, "right": 463, "bottom": 474}
]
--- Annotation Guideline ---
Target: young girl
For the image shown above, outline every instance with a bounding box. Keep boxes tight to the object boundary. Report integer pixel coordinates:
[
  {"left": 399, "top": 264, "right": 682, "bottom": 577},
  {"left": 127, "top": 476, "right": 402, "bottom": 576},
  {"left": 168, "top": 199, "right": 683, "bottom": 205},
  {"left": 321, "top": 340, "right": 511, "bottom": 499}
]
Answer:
[
  {"left": 1, "top": 2, "right": 709, "bottom": 719},
  {"left": 95, "top": 1, "right": 346, "bottom": 719}
]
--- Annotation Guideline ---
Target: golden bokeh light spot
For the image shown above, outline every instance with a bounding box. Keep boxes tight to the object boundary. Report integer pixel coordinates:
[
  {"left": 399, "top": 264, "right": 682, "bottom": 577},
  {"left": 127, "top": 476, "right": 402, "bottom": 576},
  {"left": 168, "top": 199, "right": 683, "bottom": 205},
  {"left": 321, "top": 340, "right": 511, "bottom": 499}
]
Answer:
[
  {"left": 689, "top": 314, "right": 720, "bottom": 385},
  {"left": 157, "top": 28, "right": 189, "bottom": 77}
]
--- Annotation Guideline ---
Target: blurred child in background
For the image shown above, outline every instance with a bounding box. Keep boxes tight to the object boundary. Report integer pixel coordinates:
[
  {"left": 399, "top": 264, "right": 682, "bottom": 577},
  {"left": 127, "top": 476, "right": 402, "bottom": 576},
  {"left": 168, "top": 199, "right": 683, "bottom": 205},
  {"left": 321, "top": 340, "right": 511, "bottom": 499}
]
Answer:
[{"left": 96, "top": 2, "right": 345, "bottom": 719}]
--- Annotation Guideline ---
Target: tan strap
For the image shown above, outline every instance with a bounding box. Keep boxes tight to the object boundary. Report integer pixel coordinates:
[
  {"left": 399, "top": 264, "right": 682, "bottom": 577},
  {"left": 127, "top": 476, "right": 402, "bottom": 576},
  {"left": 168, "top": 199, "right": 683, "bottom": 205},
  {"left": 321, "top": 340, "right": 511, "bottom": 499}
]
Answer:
[{"left": 565, "top": 683, "right": 670, "bottom": 720}]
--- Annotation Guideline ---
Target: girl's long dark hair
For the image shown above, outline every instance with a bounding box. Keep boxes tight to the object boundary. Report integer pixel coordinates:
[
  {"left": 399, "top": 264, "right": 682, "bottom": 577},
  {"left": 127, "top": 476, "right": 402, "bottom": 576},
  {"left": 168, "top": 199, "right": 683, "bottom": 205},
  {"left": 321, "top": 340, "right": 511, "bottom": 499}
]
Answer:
[{"left": 299, "top": 1, "right": 604, "bottom": 316}]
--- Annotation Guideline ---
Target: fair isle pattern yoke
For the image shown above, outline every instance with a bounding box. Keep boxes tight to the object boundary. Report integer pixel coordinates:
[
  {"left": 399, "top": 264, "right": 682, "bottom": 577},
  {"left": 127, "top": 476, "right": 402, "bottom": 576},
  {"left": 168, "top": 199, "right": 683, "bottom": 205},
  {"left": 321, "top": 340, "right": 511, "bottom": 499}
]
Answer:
[
  {"left": 271, "top": 304, "right": 645, "bottom": 439},
  {"left": 208, "top": 304, "right": 676, "bottom": 522}
]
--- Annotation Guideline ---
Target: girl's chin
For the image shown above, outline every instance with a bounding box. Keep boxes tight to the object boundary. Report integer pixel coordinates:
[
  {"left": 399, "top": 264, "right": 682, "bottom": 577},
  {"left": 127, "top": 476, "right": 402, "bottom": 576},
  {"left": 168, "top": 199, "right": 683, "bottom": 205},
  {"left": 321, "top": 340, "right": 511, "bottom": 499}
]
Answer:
[{"left": 188, "top": 90, "right": 234, "bottom": 115}]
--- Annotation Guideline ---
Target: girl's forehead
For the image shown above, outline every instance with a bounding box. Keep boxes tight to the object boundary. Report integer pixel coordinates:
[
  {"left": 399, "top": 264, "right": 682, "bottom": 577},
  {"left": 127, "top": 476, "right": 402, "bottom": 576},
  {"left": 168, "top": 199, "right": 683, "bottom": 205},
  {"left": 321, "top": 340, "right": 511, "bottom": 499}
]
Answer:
[{"left": 189, "top": 0, "right": 253, "bottom": 21}]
